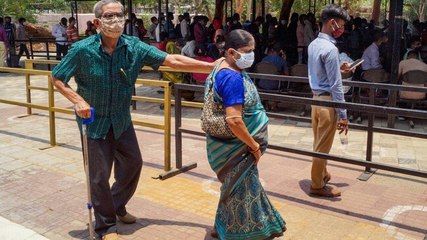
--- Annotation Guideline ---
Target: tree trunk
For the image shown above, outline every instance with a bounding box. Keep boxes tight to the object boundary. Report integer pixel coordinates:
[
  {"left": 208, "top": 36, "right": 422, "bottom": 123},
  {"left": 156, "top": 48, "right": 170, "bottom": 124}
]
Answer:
[
  {"left": 372, "top": 0, "right": 381, "bottom": 25},
  {"left": 418, "top": 0, "right": 426, "bottom": 22},
  {"left": 194, "top": 0, "right": 203, "bottom": 15},
  {"left": 344, "top": 0, "right": 350, "bottom": 8},
  {"left": 205, "top": 4, "right": 213, "bottom": 20},
  {"left": 172, "top": 0, "right": 180, "bottom": 14},
  {"left": 280, "top": 0, "right": 295, "bottom": 21},
  {"left": 235, "top": 0, "right": 245, "bottom": 17},
  {"left": 256, "top": 0, "right": 262, "bottom": 17},
  {"left": 246, "top": 0, "right": 252, "bottom": 21},
  {"left": 214, "top": 0, "right": 226, "bottom": 20}
]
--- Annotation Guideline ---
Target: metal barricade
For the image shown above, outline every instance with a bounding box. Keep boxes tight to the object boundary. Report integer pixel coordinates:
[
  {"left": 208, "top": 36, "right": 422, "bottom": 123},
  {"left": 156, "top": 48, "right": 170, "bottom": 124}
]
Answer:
[
  {"left": 173, "top": 73, "right": 427, "bottom": 181},
  {"left": 0, "top": 66, "right": 175, "bottom": 178}
]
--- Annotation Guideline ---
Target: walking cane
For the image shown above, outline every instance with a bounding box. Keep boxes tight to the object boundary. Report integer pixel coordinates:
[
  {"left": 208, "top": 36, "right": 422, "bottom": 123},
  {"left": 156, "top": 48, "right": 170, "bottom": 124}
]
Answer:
[{"left": 80, "top": 107, "right": 95, "bottom": 240}]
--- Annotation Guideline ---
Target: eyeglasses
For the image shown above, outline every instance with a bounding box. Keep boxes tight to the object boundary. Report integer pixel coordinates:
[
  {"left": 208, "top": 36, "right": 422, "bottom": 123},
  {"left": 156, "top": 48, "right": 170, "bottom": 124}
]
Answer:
[{"left": 102, "top": 12, "right": 125, "bottom": 20}]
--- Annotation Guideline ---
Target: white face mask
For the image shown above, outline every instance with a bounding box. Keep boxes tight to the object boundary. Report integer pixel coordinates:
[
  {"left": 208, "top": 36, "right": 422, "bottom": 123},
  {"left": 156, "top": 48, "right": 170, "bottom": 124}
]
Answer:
[
  {"left": 99, "top": 16, "right": 125, "bottom": 38},
  {"left": 233, "top": 49, "right": 255, "bottom": 69}
]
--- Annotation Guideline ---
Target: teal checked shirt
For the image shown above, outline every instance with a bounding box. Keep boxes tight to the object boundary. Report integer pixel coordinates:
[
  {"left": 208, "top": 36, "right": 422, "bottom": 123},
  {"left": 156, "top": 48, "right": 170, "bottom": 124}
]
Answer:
[{"left": 52, "top": 34, "right": 167, "bottom": 139}]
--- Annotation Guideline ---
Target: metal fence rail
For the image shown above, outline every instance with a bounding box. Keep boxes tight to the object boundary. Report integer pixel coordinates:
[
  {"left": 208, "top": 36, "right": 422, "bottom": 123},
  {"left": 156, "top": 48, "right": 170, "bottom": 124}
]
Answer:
[
  {"left": 0, "top": 66, "right": 178, "bottom": 178},
  {"left": 4, "top": 59, "right": 427, "bottom": 180},
  {"left": 173, "top": 76, "right": 427, "bottom": 180}
]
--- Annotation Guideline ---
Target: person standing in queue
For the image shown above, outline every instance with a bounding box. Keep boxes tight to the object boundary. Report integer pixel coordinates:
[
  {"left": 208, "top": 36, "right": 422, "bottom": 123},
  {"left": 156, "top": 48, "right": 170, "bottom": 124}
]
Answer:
[{"left": 307, "top": 4, "right": 350, "bottom": 198}]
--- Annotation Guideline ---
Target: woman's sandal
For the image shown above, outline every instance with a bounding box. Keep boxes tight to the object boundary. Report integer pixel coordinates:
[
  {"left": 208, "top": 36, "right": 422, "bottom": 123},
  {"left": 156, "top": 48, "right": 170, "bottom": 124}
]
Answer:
[{"left": 210, "top": 227, "right": 218, "bottom": 238}]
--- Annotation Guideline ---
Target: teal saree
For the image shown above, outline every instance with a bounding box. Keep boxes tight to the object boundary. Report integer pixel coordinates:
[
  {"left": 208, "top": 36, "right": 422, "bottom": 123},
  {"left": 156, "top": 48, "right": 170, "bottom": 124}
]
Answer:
[{"left": 206, "top": 69, "right": 286, "bottom": 240}]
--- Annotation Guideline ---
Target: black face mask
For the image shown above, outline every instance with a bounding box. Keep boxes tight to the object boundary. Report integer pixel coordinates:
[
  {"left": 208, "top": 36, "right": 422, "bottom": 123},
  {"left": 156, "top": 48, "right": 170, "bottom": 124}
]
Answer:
[{"left": 61, "top": 20, "right": 67, "bottom": 26}]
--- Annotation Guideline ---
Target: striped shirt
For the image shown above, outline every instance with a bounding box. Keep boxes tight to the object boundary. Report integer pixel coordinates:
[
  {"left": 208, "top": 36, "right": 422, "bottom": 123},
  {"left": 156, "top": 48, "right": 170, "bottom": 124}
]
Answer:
[
  {"left": 66, "top": 26, "right": 79, "bottom": 43},
  {"left": 52, "top": 33, "right": 167, "bottom": 139}
]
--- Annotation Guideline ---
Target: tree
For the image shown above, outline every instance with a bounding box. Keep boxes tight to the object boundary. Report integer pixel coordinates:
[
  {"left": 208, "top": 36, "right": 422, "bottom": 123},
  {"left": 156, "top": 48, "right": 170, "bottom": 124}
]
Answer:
[
  {"left": 407, "top": 0, "right": 427, "bottom": 21},
  {"left": 214, "top": 0, "right": 225, "bottom": 20},
  {"left": 0, "top": 0, "right": 68, "bottom": 23},
  {"left": 233, "top": 0, "right": 245, "bottom": 18},
  {"left": 371, "top": 0, "right": 381, "bottom": 24},
  {"left": 279, "top": 0, "right": 295, "bottom": 21}
]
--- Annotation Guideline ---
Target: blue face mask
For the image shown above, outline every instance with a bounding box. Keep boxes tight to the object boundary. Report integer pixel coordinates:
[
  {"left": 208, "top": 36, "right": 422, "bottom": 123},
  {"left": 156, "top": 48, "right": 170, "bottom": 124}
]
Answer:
[{"left": 233, "top": 49, "right": 255, "bottom": 69}]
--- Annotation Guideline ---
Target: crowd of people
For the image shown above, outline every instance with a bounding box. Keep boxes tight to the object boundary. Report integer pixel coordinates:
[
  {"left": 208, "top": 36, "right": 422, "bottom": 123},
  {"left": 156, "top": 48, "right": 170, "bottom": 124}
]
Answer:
[
  {"left": 0, "top": 16, "right": 30, "bottom": 67},
  {"left": 104, "top": 7, "right": 427, "bottom": 113},
  {"left": 0, "top": 15, "right": 99, "bottom": 65},
  {"left": 136, "top": 10, "right": 427, "bottom": 69},
  {"left": 51, "top": 17, "right": 98, "bottom": 60}
]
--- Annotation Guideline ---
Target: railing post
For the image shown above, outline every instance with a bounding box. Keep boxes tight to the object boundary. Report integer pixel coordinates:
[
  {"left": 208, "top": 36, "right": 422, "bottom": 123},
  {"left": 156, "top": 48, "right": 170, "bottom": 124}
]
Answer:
[
  {"left": 163, "top": 81, "right": 172, "bottom": 172},
  {"left": 46, "top": 41, "right": 51, "bottom": 63},
  {"left": 24, "top": 60, "right": 33, "bottom": 115},
  {"left": 366, "top": 87, "right": 375, "bottom": 168},
  {"left": 359, "top": 86, "right": 377, "bottom": 180},
  {"left": 29, "top": 38, "right": 34, "bottom": 59},
  {"left": 47, "top": 75, "right": 57, "bottom": 146},
  {"left": 132, "top": 88, "right": 137, "bottom": 110},
  {"left": 157, "top": 82, "right": 197, "bottom": 180},
  {"left": 175, "top": 86, "right": 183, "bottom": 169}
]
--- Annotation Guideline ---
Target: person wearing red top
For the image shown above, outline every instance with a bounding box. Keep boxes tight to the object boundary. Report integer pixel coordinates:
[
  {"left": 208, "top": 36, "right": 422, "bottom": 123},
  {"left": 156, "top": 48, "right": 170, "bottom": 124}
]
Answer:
[
  {"left": 157, "top": 32, "right": 168, "bottom": 52},
  {"left": 0, "top": 17, "right": 10, "bottom": 67},
  {"left": 85, "top": 21, "right": 97, "bottom": 36},
  {"left": 136, "top": 19, "right": 147, "bottom": 41},
  {"left": 192, "top": 46, "right": 214, "bottom": 85},
  {"left": 67, "top": 17, "right": 79, "bottom": 44}
]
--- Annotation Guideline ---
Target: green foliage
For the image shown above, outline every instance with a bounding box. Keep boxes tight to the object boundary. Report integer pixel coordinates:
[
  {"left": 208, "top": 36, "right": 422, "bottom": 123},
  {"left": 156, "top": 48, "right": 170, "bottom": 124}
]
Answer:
[
  {"left": 0, "top": 0, "right": 70, "bottom": 23},
  {"left": 404, "top": 0, "right": 427, "bottom": 21},
  {"left": 2, "top": 0, "right": 425, "bottom": 25}
]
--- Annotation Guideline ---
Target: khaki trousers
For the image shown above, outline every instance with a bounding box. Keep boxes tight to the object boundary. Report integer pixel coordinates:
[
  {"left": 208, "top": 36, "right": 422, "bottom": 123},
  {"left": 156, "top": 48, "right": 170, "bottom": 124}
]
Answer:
[
  {"left": 0, "top": 42, "right": 6, "bottom": 67},
  {"left": 311, "top": 95, "right": 337, "bottom": 189}
]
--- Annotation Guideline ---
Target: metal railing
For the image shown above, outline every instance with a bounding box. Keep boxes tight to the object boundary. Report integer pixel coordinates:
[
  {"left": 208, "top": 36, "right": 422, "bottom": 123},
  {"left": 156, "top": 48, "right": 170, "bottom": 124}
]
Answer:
[
  {"left": 5, "top": 59, "right": 427, "bottom": 180},
  {"left": 173, "top": 73, "right": 427, "bottom": 181},
  {"left": 0, "top": 66, "right": 176, "bottom": 178}
]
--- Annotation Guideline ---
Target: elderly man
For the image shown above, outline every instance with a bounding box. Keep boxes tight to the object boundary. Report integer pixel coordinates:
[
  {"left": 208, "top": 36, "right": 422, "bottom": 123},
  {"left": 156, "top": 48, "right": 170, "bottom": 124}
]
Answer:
[{"left": 51, "top": 1, "right": 215, "bottom": 239}]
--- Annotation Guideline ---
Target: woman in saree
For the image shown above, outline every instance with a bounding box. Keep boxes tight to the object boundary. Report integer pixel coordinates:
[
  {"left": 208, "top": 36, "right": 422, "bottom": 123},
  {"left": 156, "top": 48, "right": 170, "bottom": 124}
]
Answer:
[{"left": 205, "top": 29, "right": 286, "bottom": 239}]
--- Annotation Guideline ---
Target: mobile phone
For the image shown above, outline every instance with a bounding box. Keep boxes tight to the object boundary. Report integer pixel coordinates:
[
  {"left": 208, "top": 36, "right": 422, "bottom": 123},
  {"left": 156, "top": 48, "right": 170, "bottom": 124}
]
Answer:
[{"left": 349, "top": 59, "right": 364, "bottom": 70}]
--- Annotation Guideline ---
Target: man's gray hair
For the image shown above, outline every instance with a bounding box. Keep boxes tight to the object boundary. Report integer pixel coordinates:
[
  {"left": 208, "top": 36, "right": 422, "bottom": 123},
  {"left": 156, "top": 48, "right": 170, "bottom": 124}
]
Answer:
[{"left": 93, "top": 0, "right": 124, "bottom": 18}]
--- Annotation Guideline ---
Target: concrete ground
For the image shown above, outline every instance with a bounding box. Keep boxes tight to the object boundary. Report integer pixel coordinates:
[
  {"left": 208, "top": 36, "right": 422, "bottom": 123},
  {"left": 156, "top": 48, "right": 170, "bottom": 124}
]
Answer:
[{"left": 0, "top": 71, "right": 426, "bottom": 240}]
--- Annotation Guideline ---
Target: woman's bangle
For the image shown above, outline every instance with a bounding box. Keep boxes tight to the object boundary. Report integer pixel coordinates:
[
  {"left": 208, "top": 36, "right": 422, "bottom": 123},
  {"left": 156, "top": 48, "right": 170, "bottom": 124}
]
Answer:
[
  {"left": 225, "top": 115, "right": 242, "bottom": 120},
  {"left": 249, "top": 145, "right": 260, "bottom": 153}
]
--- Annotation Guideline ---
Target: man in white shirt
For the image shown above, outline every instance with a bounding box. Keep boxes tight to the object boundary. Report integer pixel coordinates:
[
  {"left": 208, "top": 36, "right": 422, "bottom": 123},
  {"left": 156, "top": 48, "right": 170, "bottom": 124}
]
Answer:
[
  {"left": 180, "top": 12, "right": 190, "bottom": 40},
  {"left": 52, "top": 17, "right": 69, "bottom": 60},
  {"left": 361, "top": 30, "right": 387, "bottom": 70},
  {"left": 147, "top": 16, "right": 158, "bottom": 40},
  {"left": 181, "top": 39, "right": 196, "bottom": 58}
]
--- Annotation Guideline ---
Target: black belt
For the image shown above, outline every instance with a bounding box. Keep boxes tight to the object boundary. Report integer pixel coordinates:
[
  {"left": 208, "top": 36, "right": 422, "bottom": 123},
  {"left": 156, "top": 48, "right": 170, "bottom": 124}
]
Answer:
[{"left": 315, "top": 92, "right": 331, "bottom": 96}]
